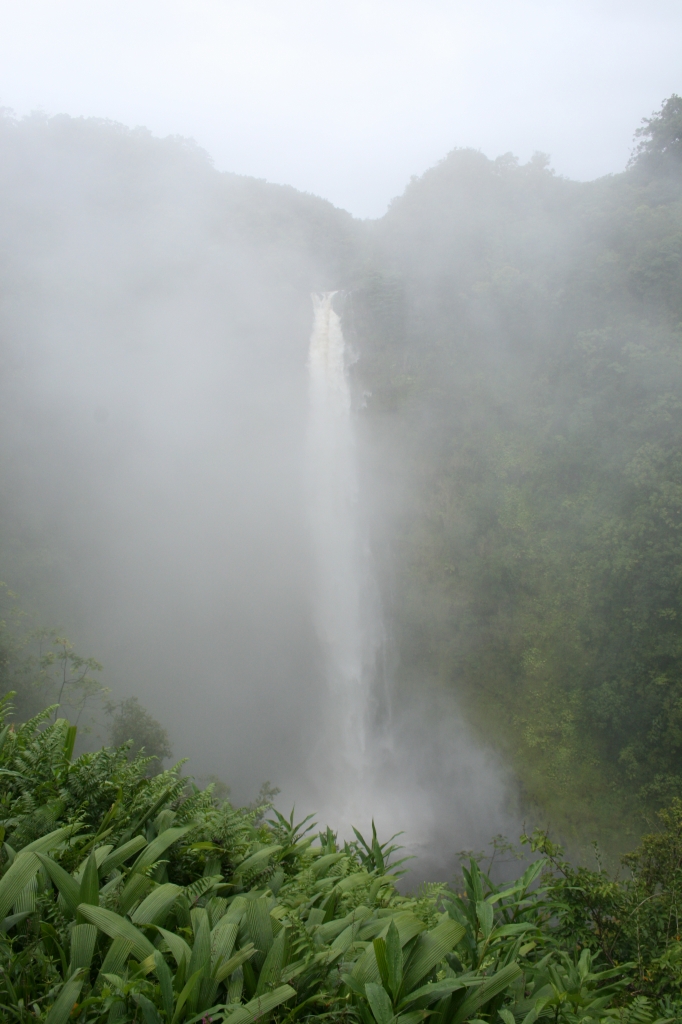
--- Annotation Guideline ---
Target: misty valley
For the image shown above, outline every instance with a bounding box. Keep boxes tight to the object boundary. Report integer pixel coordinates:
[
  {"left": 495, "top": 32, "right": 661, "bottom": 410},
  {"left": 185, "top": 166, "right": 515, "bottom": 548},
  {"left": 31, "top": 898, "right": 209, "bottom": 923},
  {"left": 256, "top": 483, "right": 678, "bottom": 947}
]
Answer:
[{"left": 1, "top": 96, "right": 682, "bottom": 1023}]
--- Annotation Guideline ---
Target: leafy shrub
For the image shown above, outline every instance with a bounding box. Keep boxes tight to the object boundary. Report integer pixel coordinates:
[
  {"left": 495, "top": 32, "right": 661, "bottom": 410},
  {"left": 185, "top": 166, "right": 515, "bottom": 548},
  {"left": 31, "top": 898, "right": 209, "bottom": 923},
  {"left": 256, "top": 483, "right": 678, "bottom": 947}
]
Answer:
[{"left": 2, "top": 692, "right": 682, "bottom": 1024}]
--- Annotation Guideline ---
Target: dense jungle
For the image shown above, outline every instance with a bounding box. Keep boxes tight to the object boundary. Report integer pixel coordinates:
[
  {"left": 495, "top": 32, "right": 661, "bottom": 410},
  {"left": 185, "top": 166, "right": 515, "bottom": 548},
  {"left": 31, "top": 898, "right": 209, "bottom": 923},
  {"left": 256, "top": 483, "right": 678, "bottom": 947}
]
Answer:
[{"left": 1, "top": 95, "right": 682, "bottom": 1022}]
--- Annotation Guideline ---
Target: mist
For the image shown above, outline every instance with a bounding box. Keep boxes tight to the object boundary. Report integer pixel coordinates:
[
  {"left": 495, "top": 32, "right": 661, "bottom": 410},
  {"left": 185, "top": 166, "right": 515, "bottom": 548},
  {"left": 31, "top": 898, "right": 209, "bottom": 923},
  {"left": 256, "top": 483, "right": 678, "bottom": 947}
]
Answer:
[
  {"left": 0, "top": 115, "right": 339, "bottom": 795},
  {"left": 1, "top": 81, "right": 681, "bottom": 886},
  {"left": 2, "top": 0, "right": 681, "bottom": 216},
  {"left": 0, "top": 110, "right": 524, "bottom": 884}
]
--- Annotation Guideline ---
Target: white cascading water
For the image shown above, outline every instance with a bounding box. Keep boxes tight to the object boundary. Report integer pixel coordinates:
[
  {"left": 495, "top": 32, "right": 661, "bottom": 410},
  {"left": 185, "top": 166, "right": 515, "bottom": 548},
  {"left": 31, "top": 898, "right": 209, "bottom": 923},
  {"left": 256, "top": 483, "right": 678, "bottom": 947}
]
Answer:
[
  {"left": 307, "top": 293, "right": 373, "bottom": 784},
  {"left": 306, "top": 291, "right": 517, "bottom": 870}
]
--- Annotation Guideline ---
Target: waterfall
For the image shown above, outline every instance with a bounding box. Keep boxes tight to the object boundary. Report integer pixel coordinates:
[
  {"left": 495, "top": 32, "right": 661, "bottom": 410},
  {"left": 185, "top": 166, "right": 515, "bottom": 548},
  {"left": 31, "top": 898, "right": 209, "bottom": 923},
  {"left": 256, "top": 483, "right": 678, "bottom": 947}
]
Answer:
[
  {"left": 305, "top": 291, "right": 517, "bottom": 869},
  {"left": 307, "top": 292, "right": 372, "bottom": 778}
]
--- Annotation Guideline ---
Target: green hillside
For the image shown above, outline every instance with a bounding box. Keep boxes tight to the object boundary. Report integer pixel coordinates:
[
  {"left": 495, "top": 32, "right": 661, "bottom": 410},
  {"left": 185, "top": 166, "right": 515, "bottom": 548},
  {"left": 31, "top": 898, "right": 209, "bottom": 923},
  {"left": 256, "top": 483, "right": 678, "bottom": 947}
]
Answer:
[{"left": 349, "top": 96, "right": 682, "bottom": 848}]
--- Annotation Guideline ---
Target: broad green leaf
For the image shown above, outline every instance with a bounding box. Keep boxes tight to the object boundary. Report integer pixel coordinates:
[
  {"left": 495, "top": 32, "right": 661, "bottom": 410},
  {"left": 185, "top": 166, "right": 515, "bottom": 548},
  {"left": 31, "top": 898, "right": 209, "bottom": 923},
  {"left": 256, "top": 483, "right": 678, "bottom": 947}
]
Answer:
[
  {"left": 352, "top": 945, "right": 381, "bottom": 986},
  {"left": 228, "top": 968, "right": 244, "bottom": 1004},
  {"left": 486, "top": 883, "right": 525, "bottom": 906},
  {"left": 312, "top": 852, "right": 346, "bottom": 877},
  {"left": 227, "top": 897, "right": 251, "bottom": 923},
  {"left": 360, "top": 912, "right": 425, "bottom": 947},
  {"left": 154, "top": 949, "right": 175, "bottom": 1018},
  {"left": 99, "top": 835, "right": 147, "bottom": 875},
  {"left": 77, "top": 902, "right": 156, "bottom": 960},
  {"left": 131, "top": 882, "right": 182, "bottom": 926},
  {"left": 211, "top": 919, "right": 239, "bottom": 968},
  {"left": 366, "top": 982, "right": 394, "bottom": 1024},
  {"left": 170, "top": 969, "right": 204, "bottom": 1024},
  {"left": 337, "top": 870, "right": 371, "bottom": 893},
  {"left": 374, "top": 936, "right": 391, "bottom": 992},
  {"left": 74, "top": 844, "right": 114, "bottom": 880},
  {"left": 22, "top": 825, "right": 81, "bottom": 854},
  {"left": 331, "top": 906, "right": 373, "bottom": 952},
  {"left": 94, "top": 937, "right": 133, "bottom": 992},
  {"left": 255, "top": 926, "right": 288, "bottom": 995},
  {"left": 386, "top": 920, "right": 403, "bottom": 998},
  {"left": 397, "top": 976, "right": 469, "bottom": 1011},
  {"left": 213, "top": 943, "right": 257, "bottom": 984},
  {"left": 318, "top": 905, "right": 371, "bottom": 944},
  {"left": 341, "top": 972, "right": 367, "bottom": 997},
  {"left": 246, "top": 897, "right": 273, "bottom": 968},
  {"left": 69, "top": 923, "right": 97, "bottom": 976},
  {"left": 476, "top": 900, "right": 494, "bottom": 939},
  {"left": 401, "top": 920, "right": 466, "bottom": 994},
  {"left": 234, "top": 845, "right": 283, "bottom": 878},
  {"left": 119, "top": 870, "right": 152, "bottom": 915},
  {"left": 519, "top": 859, "right": 547, "bottom": 891},
  {"left": 102, "top": 973, "right": 126, "bottom": 993},
  {"left": 0, "top": 910, "right": 32, "bottom": 933},
  {"left": 132, "top": 826, "right": 192, "bottom": 873},
  {"left": 154, "top": 924, "right": 193, "bottom": 968},
  {"left": 207, "top": 895, "right": 229, "bottom": 927},
  {"left": 138, "top": 953, "right": 157, "bottom": 976},
  {"left": 464, "top": 861, "right": 483, "bottom": 904},
  {"left": 387, "top": 912, "right": 426, "bottom": 948},
  {"left": 307, "top": 907, "right": 325, "bottom": 929},
  {"left": 395, "top": 1014, "right": 424, "bottom": 1024},
  {"left": 35, "top": 853, "right": 81, "bottom": 916},
  {"left": 0, "top": 851, "right": 38, "bottom": 920},
  {"left": 451, "top": 962, "right": 522, "bottom": 1024},
  {"left": 491, "top": 923, "right": 536, "bottom": 939},
  {"left": 79, "top": 851, "right": 100, "bottom": 909},
  {"left": 14, "top": 872, "right": 37, "bottom": 913},
  {"left": 226, "top": 983, "right": 296, "bottom": 1024},
  {"left": 63, "top": 725, "right": 77, "bottom": 762},
  {"left": 133, "top": 993, "right": 162, "bottom": 1024},
  {"left": 188, "top": 908, "right": 212, "bottom": 1006},
  {"left": 0, "top": 723, "right": 11, "bottom": 754},
  {"left": 330, "top": 923, "right": 355, "bottom": 951},
  {"left": 45, "top": 969, "right": 86, "bottom": 1024}
]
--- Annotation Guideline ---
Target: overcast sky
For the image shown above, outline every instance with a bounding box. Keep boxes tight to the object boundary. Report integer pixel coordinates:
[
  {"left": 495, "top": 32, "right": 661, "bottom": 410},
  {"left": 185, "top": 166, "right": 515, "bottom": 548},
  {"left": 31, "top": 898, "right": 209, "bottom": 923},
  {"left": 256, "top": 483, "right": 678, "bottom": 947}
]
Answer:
[{"left": 0, "top": 0, "right": 680, "bottom": 218}]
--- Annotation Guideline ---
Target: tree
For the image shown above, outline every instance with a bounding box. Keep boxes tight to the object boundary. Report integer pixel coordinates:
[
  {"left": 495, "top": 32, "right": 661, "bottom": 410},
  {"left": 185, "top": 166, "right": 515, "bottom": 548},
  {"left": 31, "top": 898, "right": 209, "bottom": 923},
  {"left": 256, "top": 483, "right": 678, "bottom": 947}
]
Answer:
[
  {"left": 631, "top": 93, "right": 682, "bottom": 170},
  {"left": 107, "top": 694, "right": 172, "bottom": 770},
  {"left": 0, "top": 584, "right": 107, "bottom": 725}
]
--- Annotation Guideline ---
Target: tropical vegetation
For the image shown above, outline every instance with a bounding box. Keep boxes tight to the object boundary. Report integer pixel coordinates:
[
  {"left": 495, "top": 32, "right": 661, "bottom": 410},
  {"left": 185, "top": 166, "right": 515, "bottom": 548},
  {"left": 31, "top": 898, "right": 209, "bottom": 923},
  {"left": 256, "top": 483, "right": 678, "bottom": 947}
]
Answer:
[{"left": 5, "top": 691, "right": 682, "bottom": 1024}]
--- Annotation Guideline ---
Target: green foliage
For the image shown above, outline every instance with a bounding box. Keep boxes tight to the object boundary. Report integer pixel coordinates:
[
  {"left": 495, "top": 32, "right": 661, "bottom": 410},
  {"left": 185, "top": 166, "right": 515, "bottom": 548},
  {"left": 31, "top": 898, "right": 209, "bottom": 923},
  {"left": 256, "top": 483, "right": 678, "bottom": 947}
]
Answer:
[
  {"left": 9, "top": 695, "right": 682, "bottom": 1024},
  {"left": 632, "top": 95, "right": 682, "bottom": 172},
  {"left": 348, "top": 95, "right": 682, "bottom": 843},
  {"left": 522, "top": 801, "right": 682, "bottom": 1007},
  {"left": 0, "top": 695, "right": 555, "bottom": 1024}
]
